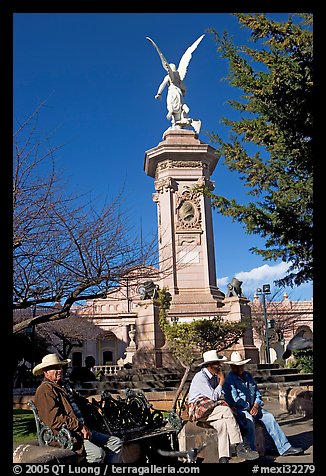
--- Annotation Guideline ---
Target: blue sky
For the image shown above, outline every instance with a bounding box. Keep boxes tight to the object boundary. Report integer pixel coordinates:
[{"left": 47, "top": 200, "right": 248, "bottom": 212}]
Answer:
[{"left": 13, "top": 12, "right": 313, "bottom": 302}]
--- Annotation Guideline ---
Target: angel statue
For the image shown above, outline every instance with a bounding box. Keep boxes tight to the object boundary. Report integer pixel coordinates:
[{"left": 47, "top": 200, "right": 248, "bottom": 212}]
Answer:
[{"left": 146, "top": 34, "right": 205, "bottom": 134}]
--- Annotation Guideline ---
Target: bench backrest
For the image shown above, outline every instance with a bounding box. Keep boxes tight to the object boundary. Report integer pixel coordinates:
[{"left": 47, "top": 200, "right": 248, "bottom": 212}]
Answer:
[
  {"left": 99, "top": 388, "right": 166, "bottom": 436},
  {"left": 28, "top": 388, "right": 183, "bottom": 447}
]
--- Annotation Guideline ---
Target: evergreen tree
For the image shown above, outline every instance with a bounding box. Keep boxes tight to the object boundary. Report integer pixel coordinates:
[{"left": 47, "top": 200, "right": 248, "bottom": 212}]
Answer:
[{"left": 206, "top": 13, "right": 313, "bottom": 287}]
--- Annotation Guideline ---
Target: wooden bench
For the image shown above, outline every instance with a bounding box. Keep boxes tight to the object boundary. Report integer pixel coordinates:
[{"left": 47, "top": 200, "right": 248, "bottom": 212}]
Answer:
[{"left": 26, "top": 388, "right": 181, "bottom": 463}]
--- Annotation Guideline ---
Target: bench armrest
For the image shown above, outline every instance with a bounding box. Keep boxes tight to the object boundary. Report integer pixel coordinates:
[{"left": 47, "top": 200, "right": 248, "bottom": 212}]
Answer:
[{"left": 27, "top": 400, "right": 74, "bottom": 450}]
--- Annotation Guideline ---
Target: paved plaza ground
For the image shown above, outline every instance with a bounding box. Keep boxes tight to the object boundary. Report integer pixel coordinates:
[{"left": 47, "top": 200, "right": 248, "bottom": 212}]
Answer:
[{"left": 240, "top": 399, "right": 314, "bottom": 466}]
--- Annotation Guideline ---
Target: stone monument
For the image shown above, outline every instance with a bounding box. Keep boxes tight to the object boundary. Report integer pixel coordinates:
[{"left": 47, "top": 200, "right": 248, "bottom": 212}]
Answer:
[
  {"left": 145, "top": 130, "right": 225, "bottom": 320},
  {"left": 142, "top": 35, "right": 259, "bottom": 365}
]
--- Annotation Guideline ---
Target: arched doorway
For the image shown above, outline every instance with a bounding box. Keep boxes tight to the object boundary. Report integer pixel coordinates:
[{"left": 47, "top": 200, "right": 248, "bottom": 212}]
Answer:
[{"left": 97, "top": 330, "right": 118, "bottom": 365}]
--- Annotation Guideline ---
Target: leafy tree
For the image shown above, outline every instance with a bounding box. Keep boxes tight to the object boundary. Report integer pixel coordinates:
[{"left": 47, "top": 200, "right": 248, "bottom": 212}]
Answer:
[
  {"left": 203, "top": 13, "right": 312, "bottom": 288},
  {"left": 13, "top": 331, "right": 49, "bottom": 374},
  {"left": 155, "top": 288, "right": 247, "bottom": 412}
]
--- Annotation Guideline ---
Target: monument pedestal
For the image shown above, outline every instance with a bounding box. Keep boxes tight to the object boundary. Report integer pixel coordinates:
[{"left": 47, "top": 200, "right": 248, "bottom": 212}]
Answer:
[
  {"left": 131, "top": 300, "right": 166, "bottom": 368},
  {"left": 168, "top": 290, "right": 224, "bottom": 322},
  {"left": 222, "top": 296, "right": 259, "bottom": 363}
]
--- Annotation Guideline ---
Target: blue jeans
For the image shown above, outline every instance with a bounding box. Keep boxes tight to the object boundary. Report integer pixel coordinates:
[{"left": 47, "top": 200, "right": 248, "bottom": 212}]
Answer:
[
  {"left": 83, "top": 430, "right": 123, "bottom": 463},
  {"left": 237, "top": 408, "right": 291, "bottom": 455}
]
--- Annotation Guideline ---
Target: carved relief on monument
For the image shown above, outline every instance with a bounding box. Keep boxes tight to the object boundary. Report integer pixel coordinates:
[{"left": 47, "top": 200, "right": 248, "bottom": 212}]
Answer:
[
  {"left": 196, "top": 176, "right": 215, "bottom": 191},
  {"left": 154, "top": 176, "right": 176, "bottom": 193},
  {"left": 177, "top": 233, "right": 201, "bottom": 246},
  {"left": 175, "top": 187, "right": 202, "bottom": 231},
  {"left": 155, "top": 160, "right": 208, "bottom": 178},
  {"left": 152, "top": 196, "right": 162, "bottom": 243}
]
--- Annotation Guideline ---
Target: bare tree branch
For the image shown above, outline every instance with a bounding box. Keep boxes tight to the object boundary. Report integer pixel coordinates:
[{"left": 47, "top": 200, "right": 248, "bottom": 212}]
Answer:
[{"left": 13, "top": 103, "right": 159, "bottom": 334}]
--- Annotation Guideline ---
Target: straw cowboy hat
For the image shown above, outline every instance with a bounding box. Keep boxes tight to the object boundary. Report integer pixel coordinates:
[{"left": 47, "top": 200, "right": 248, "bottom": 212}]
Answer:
[
  {"left": 226, "top": 351, "right": 251, "bottom": 366},
  {"left": 198, "top": 350, "right": 227, "bottom": 367},
  {"left": 33, "top": 353, "right": 71, "bottom": 375}
]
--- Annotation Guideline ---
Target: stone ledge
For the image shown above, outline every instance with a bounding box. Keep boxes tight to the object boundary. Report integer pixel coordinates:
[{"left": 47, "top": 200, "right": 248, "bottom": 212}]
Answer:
[
  {"left": 13, "top": 441, "right": 81, "bottom": 464},
  {"left": 178, "top": 420, "right": 219, "bottom": 463},
  {"left": 13, "top": 440, "right": 143, "bottom": 464},
  {"left": 178, "top": 419, "right": 272, "bottom": 462},
  {"left": 279, "top": 386, "right": 313, "bottom": 418}
]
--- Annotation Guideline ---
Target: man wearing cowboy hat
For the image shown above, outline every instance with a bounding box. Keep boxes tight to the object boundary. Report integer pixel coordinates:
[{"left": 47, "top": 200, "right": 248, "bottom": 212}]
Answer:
[
  {"left": 188, "top": 350, "right": 259, "bottom": 463},
  {"left": 33, "top": 354, "right": 123, "bottom": 463},
  {"left": 223, "top": 351, "right": 303, "bottom": 457}
]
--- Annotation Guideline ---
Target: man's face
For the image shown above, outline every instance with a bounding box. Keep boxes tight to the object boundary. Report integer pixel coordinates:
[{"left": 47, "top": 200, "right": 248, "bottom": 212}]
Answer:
[
  {"left": 231, "top": 364, "right": 245, "bottom": 376},
  {"left": 208, "top": 362, "right": 222, "bottom": 374},
  {"left": 43, "top": 365, "right": 64, "bottom": 383}
]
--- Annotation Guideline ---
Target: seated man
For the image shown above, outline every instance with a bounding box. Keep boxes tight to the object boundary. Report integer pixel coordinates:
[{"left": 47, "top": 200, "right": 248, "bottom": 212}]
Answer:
[
  {"left": 69, "top": 355, "right": 97, "bottom": 385},
  {"left": 223, "top": 351, "right": 304, "bottom": 457},
  {"left": 33, "top": 353, "right": 123, "bottom": 463},
  {"left": 188, "top": 349, "right": 259, "bottom": 463}
]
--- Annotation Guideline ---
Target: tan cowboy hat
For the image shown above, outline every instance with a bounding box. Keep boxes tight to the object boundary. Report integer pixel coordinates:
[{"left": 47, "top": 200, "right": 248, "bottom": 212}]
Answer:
[
  {"left": 198, "top": 350, "right": 227, "bottom": 367},
  {"left": 33, "top": 354, "right": 71, "bottom": 375},
  {"left": 225, "top": 351, "right": 251, "bottom": 366}
]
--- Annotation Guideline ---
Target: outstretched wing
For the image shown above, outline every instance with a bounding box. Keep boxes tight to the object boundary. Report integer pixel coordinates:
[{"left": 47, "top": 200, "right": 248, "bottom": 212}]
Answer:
[
  {"left": 177, "top": 34, "right": 205, "bottom": 80},
  {"left": 146, "top": 37, "right": 173, "bottom": 80}
]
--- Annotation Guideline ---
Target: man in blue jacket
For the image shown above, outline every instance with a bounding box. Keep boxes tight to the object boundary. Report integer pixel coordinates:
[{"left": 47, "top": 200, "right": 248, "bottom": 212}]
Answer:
[
  {"left": 223, "top": 351, "right": 303, "bottom": 457},
  {"left": 188, "top": 350, "right": 259, "bottom": 463}
]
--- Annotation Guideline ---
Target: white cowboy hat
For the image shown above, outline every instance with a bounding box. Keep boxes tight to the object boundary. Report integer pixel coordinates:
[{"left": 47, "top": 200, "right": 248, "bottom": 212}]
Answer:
[
  {"left": 33, "top": 354, "right": 71, "bottom": 375},
  {"left": 225, "top": 351, "right": 251, "bottom": 366},
  {"left": 198, "top": 350, "right": 227, "bottom": 367}
]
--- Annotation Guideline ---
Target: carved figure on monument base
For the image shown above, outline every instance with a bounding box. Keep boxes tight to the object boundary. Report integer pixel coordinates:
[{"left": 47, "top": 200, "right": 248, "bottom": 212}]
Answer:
[
  {"left": 137, "top": 281, "right": 159, "bottom": 300},
  {"left": 118, "top": 324, "right": 137, "bottom": 367},
  {"left": 226, "top": 277, "right": 245, "bottom": 298}
]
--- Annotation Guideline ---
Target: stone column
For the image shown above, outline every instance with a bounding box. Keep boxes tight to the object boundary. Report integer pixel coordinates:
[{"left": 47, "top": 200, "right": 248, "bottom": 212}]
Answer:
[
  {"left": 132, "top": 300, "right": 166, "bottom": 368},
  {"left": 222, "top": 296, "right": 259, "bottom": 363},
  {"left": 144, "top": 129, "right": 225, "bottom": 321},
  {"left": 123, "top": 324, "right": 137, "bottom": 365}
]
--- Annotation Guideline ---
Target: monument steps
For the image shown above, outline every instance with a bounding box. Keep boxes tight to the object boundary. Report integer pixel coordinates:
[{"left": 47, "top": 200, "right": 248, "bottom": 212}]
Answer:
[
  {"left": 254, "top": 372, "right": 313, "bottom": 384},
  {"left": 254, "top": 368, "right": 301, "bottom": 376},
  {"left": 257, "top": 380, "right": 313, "bottom": 399},
  {"left": 76, "top": 365, "right": 313, "bottom": 401},
  {"left": 13, "top": 365, "right": 313, "bottom": 407},
  {"left": 102, "top": 378, "right": 182, "bottom": 390}
]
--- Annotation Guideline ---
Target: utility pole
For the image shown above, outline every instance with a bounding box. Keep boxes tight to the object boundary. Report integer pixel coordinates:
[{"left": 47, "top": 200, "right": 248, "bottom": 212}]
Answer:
[{"left": 257, "top": 284, "right": 271, "bottom": 364}]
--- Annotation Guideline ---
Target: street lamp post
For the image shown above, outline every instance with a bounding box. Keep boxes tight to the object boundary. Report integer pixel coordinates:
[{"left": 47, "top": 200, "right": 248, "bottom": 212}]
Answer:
[{"left": 257, "top": 284, "right": 271, "bottom": 364}]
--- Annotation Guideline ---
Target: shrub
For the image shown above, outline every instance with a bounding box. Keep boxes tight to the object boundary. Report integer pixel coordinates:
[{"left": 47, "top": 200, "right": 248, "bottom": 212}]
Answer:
[{"left": 287, "top": 349, "right": 313, "bottom": 374}]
